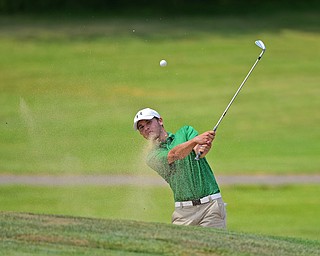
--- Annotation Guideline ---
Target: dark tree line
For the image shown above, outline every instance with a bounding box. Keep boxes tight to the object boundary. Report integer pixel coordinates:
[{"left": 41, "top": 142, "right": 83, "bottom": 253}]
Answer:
[{"left": 0, "top": 0, "right": 318, "bottom": 14}]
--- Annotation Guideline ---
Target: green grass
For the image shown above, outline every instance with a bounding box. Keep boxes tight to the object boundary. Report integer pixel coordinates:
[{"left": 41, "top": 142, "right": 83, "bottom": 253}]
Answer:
[
  {"left": 0, "top": 13, "right": 319, "bottom": 175},
  {"left": 0, "top": 184, "right": 319, "bottom": 241},
  {"left": 1, "top": 212, "right": 319, "bottom": 256}
]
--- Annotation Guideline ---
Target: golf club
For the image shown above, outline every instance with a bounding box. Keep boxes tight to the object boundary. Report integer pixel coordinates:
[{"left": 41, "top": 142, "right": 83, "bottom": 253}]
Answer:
[{"left": 195, "top": 40, "right": 266, "bottom": 160}]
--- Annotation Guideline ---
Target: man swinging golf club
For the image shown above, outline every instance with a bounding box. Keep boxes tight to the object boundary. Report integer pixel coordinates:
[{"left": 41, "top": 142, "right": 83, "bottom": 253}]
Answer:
[
  {"left": 133, "top": 108, "right": 226, "bottom": 228},
  {"left": 134, "top": 41, "right": 266, "bottom": 227}
]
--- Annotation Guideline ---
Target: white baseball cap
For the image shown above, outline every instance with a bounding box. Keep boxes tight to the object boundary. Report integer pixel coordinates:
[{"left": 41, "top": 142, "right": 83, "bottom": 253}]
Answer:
[{"left": 133, "top": 108, "right": 161, "bottom": 130}]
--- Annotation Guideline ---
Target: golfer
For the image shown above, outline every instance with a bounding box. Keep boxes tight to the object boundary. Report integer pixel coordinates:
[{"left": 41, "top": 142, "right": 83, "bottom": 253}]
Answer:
[{"left": 133, "top": 107, "right": 226, "bottom": 228}]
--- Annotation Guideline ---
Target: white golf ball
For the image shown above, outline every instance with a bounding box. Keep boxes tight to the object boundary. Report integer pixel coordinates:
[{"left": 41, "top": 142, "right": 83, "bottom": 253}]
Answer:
[{"left": 160, "top": 59, "right": 167, "bottom": 67}]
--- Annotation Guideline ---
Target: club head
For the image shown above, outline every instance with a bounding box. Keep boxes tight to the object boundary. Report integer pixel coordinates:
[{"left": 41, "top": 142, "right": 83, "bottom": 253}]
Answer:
[{"left": 255, "top": 40, "right": 266, "bottom": 51}]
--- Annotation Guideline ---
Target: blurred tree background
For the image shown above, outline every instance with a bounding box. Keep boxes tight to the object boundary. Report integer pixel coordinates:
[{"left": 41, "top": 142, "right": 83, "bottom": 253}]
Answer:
[{"left": 0, "top": 0, "right": 319, "bottom": 15}]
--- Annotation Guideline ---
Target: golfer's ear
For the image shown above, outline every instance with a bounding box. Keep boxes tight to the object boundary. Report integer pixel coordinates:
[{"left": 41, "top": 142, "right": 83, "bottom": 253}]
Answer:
[{"left": 158, "top": 117, "right": 164, "bottom": 126}]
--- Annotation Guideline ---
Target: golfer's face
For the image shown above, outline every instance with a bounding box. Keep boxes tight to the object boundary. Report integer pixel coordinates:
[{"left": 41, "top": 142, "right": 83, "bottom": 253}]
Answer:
[{"left": 137, "top": 118, "right": 162, "bottom": 140}]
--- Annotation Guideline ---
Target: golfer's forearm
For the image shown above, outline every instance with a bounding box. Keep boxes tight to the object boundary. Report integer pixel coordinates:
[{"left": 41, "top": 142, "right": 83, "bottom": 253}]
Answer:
[{"left": 167, "top": 139, "right": 197, "bottom": 164}]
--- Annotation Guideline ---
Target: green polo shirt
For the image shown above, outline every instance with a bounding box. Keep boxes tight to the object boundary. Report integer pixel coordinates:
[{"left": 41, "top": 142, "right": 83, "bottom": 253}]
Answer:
[{"left": 146, "top": 125, "right": 220, "bottom": 202}]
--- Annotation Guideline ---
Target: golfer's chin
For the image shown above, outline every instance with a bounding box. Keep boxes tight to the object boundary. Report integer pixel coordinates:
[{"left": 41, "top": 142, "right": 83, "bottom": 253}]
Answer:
[{"left": 146, "top": 132, "right": 158, "bottom": 141}]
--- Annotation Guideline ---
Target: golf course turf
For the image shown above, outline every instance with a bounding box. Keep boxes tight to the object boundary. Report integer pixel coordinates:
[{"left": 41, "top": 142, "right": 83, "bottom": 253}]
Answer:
[{"left": 1, "top": 212, "right": 319, "bottom": 255}]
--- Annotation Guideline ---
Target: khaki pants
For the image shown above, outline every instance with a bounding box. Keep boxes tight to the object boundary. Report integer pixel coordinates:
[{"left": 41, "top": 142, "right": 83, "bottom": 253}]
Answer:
[{"left": 172, "top": 198, "right": 227, "bottom": 228}]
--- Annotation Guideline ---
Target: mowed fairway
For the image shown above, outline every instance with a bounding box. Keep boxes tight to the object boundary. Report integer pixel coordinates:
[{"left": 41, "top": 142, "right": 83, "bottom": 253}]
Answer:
[
  {"left": 0, "top": 14, "right": 319, "bottom": 175},
  {"left": 0, "top": 184, "right": 319, "bottom": 241}
]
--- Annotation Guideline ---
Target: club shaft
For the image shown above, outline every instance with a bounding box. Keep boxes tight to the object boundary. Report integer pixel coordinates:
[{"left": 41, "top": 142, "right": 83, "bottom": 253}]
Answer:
[
  {"left": 214, "top": 56, "right": 261, "bottom": 131},
  {"left": 195, "top": 49, "right": 265, "bottom": 160}
]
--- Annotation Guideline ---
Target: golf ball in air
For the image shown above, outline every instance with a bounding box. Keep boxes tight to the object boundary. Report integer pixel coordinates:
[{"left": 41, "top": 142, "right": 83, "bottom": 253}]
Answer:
[{"left": 160, "top": 59, "right": 167, "bottom": 67}]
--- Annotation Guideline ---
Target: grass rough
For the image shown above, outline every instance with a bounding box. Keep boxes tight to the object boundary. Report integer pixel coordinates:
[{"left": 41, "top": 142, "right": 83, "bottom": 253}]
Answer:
[{"left": 0, "top": 212, "right": 319, "bottom": 256}]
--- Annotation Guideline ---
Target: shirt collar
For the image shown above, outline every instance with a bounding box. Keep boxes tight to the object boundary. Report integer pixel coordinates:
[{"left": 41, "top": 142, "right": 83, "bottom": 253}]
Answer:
[{"left": 159, "top": 132, "right": 174, "bottom": 148}]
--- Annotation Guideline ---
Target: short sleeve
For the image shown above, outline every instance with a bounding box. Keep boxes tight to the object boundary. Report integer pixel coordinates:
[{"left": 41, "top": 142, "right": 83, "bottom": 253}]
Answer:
[
  {"left": 146, "top": 147, "right": 175, "bottom": 182},
  {"left": 176, "top": 125, "right": 198, "bottom": 141}
]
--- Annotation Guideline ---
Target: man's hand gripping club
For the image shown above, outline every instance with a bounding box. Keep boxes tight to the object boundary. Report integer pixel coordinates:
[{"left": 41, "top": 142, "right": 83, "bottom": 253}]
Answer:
[
  {"left": 194, "top": 131, "right": 215, "bottom": 159},
  {"left": 167, "top": 131, "right": 215, "bottom": 164}
]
